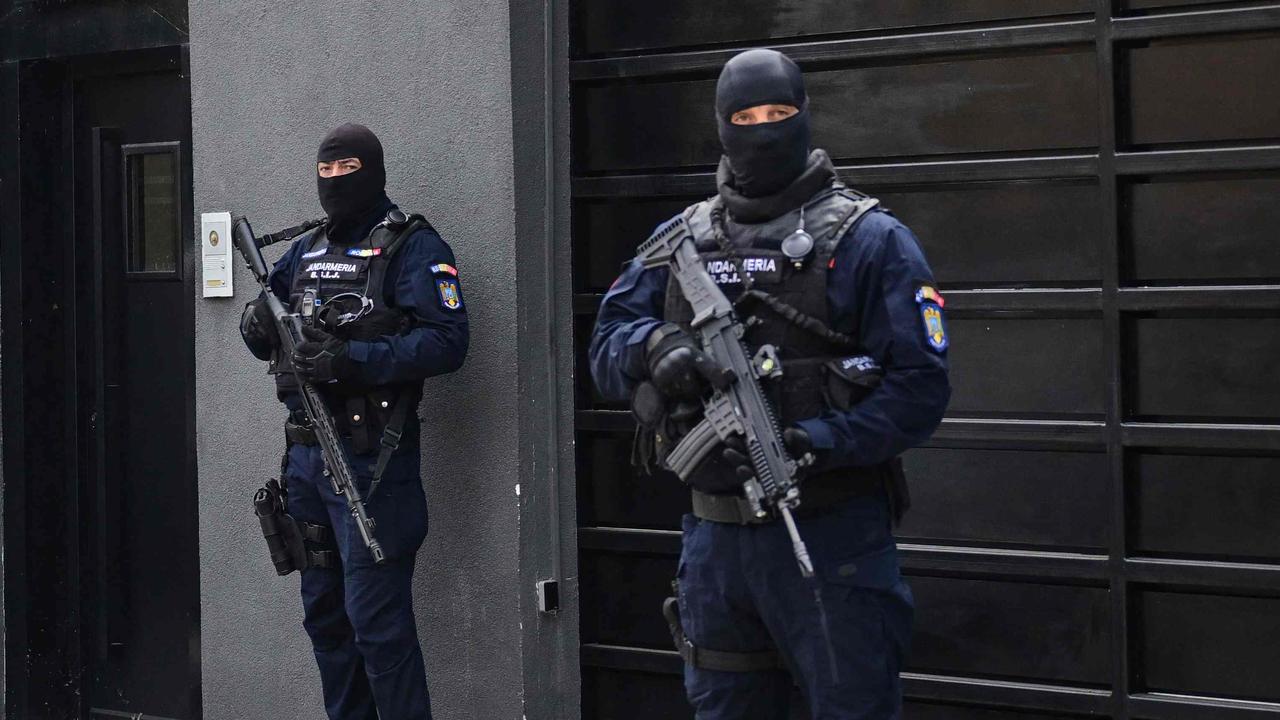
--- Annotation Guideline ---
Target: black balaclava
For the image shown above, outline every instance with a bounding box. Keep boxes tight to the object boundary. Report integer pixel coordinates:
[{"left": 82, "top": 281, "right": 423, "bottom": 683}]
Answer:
[
  {"left": 316, "top": 123, "right": 387, "bottom": 238},
  {"left": 715, "top": 49, "right": 811, "bottom": 198}
]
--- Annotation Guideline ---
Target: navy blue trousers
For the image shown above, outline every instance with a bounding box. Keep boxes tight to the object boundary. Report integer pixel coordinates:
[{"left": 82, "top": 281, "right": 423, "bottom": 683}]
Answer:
[
  {"left": 678, "top": 492, "right": 913, "bottom": 720},
  {"left": 285, "top": 441, "right": 432, "bottom": 720}
]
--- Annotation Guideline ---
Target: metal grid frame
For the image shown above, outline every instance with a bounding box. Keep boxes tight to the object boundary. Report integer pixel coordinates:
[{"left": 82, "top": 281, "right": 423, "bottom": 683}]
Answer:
[{"left": 569, "top": 3, "right": 1280, "bottom": 717}]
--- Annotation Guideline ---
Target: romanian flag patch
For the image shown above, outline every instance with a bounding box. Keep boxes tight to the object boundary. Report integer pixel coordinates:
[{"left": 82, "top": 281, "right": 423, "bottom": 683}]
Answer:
[
  {"left": 345, "top": 247, "right": 383, "bottom": 258},
  {"left": 430, "top": 263, "right": 459, "bottom": 277},
  {"left": 914, "top": 284, "right": 944, "bottom": 308}
]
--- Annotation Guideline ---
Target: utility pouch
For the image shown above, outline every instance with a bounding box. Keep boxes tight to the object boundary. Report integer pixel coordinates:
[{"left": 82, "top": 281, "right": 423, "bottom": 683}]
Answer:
[
  {"left": 345, "top": 395, "right": 372, "bottom": 454},
  {"left": 253, "top": 478, "right": 336, "bottom": 576},
  {"left": 823, "top": 354, "right": 884, "bottom": 411}
]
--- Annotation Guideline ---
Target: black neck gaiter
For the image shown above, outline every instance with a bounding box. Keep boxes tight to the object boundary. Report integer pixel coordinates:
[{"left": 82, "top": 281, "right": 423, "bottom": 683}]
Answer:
[
  {"left": 715, "top": 49, "right": 811, "bottom": 198},
  {"left": 316, "top": 123, "right": 388, "bottom": 240},
  {"left": 718, "top": 149, "right": 837, "bottom": 224}
]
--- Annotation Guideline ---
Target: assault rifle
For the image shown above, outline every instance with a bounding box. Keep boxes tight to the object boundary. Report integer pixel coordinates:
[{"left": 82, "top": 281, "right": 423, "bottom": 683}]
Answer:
[
  {"left": 637, "top": 215, "right": 815, "bottom": 578},
  {"left": 232, "top": 216, "right": 387, "bottom": 565}
]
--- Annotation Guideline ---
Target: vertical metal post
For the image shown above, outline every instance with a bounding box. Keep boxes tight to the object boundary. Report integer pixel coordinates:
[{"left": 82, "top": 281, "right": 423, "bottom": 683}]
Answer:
[{"left": 1095, "top": 2, "right": 1131, "bottom": 717}]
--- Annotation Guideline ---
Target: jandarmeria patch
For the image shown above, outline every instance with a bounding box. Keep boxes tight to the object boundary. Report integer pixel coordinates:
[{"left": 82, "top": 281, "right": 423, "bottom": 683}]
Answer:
[{"left": 915, "top": 282, "right": 948, "bottom": 352}]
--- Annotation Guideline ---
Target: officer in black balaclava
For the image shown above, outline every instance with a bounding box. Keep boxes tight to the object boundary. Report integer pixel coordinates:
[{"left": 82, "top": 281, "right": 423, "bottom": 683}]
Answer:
[
  {"left": 590, "top": 49, "right": 950, "bottom": 718},
  {"left": 240, "top": 123, "right": 469, "bottom": 720}
]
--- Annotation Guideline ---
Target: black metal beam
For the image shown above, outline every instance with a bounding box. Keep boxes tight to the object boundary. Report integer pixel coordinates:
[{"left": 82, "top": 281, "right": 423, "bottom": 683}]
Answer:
[
  {"left": 1113, "top": 5, "right": 1280, "bottom": 41},
  {"left": 1121, "top": 423, "right": 1280, "bottom": 452},
  {"left": 573, "top": 154, "right": 1100, "bottom": 199},
  {"left": 1129, "top": 693, "right": 1280, "bottom": 719},
  {"left": 581, "top": 643, "right": 682, "bottom": 675},
  {"left": 899, "top": 544, "right": 1109, "bottom": 584},
  {"left": 571, "top": 19, "right": 1097, "bottom": 81},
  {"left": 1116, "top": 145, "right": 1280, "bottom": 175},
  {"left": 902, "top": 672, "right": 1111, "bottom": 716},
  {"left": 1127, "top": 558, "right": 1280, "bottom": 595},
  {"left": 579, "top": 527, "right": 681, "bottom": 556},
  {"left": 1118, "top": 286, "right": 1280, "bottom": 312},
  {"left": 928, "top": 418, "right": 1107, "bottom": 451}
]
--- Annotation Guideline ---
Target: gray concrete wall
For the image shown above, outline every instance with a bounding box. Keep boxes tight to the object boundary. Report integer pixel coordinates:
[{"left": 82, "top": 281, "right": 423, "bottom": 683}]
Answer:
[{"left": 188, "top": 2, "right": 520, "bottom": 718}]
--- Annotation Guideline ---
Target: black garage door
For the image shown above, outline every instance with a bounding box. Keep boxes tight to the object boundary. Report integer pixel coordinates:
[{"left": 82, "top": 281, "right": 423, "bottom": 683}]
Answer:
[{"left": 570, "top": 2, "right": 1280, "bottom": 719}]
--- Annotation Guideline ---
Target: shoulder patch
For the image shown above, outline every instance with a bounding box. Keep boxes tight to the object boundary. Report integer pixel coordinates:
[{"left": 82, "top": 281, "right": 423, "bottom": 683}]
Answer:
[
  {"left": 436, "top": 279, "right": 463, "bottom": 311},
  {"left": 430, "top": 263, "right": 458, "bottom": 277},
  {"left": 920, "top": 302, "right": 948, "bottom": 352},
  {"left": 915, "top": 283, "right": 945, "bottom": 308}
]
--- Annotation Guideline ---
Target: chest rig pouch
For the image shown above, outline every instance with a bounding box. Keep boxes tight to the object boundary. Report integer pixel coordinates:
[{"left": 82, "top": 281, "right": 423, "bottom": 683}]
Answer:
[
  {"left": 273, "top": 212, "right": 433, "bottom": 457},
  {"left": 643, "top": 185, "right": 908, "bottom": 519}
]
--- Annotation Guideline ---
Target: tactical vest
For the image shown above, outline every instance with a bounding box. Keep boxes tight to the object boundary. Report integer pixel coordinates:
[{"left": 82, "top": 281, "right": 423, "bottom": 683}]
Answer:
[
  {"left": 659, "top": 183, "right": 894, "bottom": 495},
  {"left": 273, "top": 213, "right": 432, "bottom": 452}
]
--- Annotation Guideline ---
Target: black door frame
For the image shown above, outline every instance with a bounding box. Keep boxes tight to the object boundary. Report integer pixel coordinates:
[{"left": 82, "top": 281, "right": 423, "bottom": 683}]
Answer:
[{"left": 0, "top": 45, "right": 199, "bottom": 719}]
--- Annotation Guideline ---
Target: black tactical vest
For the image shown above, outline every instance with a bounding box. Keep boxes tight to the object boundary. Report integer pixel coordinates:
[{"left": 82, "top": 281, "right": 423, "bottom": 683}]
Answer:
[
  {"left": 660, "top": 183, "right": 891, "bottom": 490},
  {"left": 273, "top": 215, "right": 431, "bottom": 448}
]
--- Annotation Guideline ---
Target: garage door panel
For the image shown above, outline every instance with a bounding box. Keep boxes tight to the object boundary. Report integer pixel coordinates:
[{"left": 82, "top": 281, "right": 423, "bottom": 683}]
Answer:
[
  {"left": 577, "top": 51, "right": 1099, "bottom": 173},
  {"left": 1131, "top": 453, "right": 1280, "bottom": 562},
  {"left": 571, "top": 4, "right": 1278, "bottom": 718},
  {"left": 1138, "top": 590, "right": 1280, "bottom": 701},
  {"left": 582, "top": 668, "right": 693, "bottom": 719},
  {"left": 578, "top": 430, "right": 688, "bottom": 531},
  {"left": 575, "top": 197, "right": 694, "bottom": 293},
  {"left": 1127, "top": 317, "right": 1280, "bottom": 421},
  {"left": 946, "top": 318, "right": 1105, "bottom": 417},
  {"left": 900, "top": 448, "right": 1110, "bottom": 550},
  {"left": 1123, "top": 34, "right": 1280, "bottom": 147},
  {"left": 573, "top": 0, "right": 1093, "bottom": 56},
  {"left": 1123, "top": 174, "right": 1280, "bottom": 285},
  {"left": 877, "top": 182, "right": 1102, "bottom": 288},
  {"left": 909, "top": 576, "right": 1112, "bottom": 686},
  {"left": 580, "top": 551, "right": 679, "bottom": 649}
]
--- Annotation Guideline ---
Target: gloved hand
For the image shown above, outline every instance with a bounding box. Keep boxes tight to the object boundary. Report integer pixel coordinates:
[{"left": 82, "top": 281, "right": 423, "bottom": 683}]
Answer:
[
  {"left": 645, "top": 323, "right": 710, "bottom": 401},
  {"left": 783, "top": 427, "right": 813, "bottom": 460},
  {"left": 240, "top": 298, "right": 279, "bottom": 361},
  {"left": 291, "top": 325, "right": 353, "bottom": 383},
  {"left": 714, "top": 427, "right": 817, "bottom": 492}
]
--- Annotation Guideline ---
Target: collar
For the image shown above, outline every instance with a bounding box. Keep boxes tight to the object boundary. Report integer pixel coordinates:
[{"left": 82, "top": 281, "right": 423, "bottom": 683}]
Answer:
[{"left": 717, "top": 149, "right": 837, "bottom": 224}]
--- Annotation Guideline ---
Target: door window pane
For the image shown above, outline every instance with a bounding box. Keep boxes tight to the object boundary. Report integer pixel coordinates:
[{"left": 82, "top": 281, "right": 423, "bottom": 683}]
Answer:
[{"left": 126, "top": 149, "right": 179, "bottom": 274}]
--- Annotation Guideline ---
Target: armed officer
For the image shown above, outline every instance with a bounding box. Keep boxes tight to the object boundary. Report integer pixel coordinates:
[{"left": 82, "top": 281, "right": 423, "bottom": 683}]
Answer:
[
  {"left": 240, "top": 123, "right": 468, "bottom": 720},
  {"left": 590, "top": 50, "right": 950, "bottom": 718}
]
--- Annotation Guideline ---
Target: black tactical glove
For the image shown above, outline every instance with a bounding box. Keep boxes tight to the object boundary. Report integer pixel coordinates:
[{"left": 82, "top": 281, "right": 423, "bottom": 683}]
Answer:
[
  {"left": 716, "top": 427, "right": 817, "bottom": 491},
  {"left": 783, "top": 427, "right": 813, "bottom": 460},
  {"left": 645, "top": 323, "right": 710, "bottom": 401},
  {"left": 240, "top": 298, "right": 279, "bottom": 361},
  {"left": 291, "top": 325, "right": 353, "bottom": 383}
]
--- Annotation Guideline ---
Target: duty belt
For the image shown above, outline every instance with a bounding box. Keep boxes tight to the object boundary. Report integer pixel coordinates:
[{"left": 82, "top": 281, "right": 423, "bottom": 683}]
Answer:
[{"left": 690, "top": 467, "right": 886, "bottom": 525}]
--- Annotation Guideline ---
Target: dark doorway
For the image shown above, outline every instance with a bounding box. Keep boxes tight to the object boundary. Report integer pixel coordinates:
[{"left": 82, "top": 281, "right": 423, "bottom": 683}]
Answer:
[{"left": 2, "top": 48, "right": 200, "bottom": 720}]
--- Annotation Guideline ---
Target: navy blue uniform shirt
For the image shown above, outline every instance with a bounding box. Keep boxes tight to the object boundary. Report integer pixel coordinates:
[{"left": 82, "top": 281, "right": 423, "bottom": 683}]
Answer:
[
  {"left": 261, "top": 201, "right": 469, "bottom": 389},
  {"left": 589, "top": 207, "right": 950, "bottom": 469}
]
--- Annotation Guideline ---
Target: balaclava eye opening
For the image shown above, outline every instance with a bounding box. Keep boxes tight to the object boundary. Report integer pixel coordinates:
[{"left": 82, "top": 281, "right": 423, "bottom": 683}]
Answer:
[
  {"left": 715, "top": 49, "right": 811, "bottom": 198},
  {"left": 316, "top": 123, "right": 387, "bottom": 232}
]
